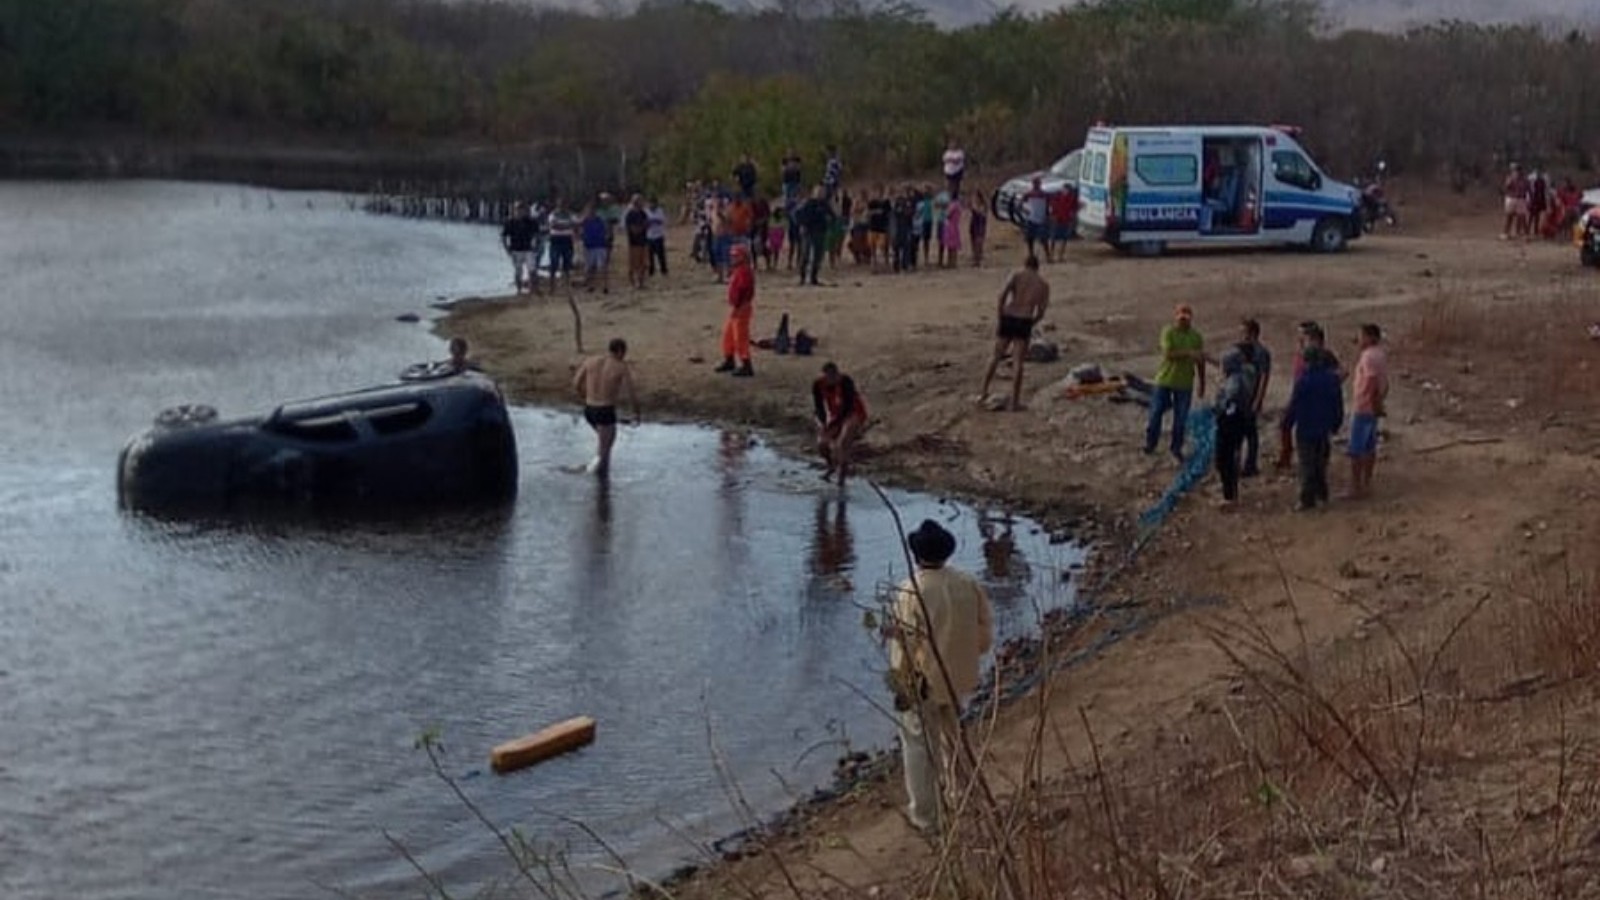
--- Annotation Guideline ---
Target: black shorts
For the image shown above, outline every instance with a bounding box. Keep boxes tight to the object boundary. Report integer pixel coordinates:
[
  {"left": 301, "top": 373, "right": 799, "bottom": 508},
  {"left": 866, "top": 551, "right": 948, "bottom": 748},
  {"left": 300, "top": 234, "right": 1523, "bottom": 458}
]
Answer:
[
  {"left": 997, "top": 315, "right": 1035, "bottom": 342},
  {"left": 583, "top": 405, "right": 617, "bottom": 427}
]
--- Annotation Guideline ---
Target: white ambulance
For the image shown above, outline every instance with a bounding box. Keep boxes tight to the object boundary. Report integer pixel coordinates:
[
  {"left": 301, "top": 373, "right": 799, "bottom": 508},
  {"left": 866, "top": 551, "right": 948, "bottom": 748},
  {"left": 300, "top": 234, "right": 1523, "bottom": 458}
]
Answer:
[{"left": 1076, "top": 124, "right": 1363, "bottom": 254}]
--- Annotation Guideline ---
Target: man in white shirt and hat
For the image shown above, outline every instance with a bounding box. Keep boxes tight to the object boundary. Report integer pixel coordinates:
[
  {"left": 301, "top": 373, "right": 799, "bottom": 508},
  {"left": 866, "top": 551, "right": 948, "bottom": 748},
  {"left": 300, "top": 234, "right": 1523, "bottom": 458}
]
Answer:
[{"left": 886, "top": 519, "right": 995, "bottom": 834}]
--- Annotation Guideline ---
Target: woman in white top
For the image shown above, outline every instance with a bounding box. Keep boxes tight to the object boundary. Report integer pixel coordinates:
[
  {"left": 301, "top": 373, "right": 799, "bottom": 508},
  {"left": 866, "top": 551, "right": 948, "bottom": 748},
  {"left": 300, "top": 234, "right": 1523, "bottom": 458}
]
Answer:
[{"left": 942, "top": 137, "right": 966, "bottom": 198}]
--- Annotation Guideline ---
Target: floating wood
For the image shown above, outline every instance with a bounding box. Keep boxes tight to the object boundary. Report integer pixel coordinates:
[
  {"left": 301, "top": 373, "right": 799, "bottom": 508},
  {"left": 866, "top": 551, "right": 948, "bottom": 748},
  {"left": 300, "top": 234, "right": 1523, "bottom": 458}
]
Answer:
[{"left": 490, "top": 716, "right": 596, "bottom": 774}]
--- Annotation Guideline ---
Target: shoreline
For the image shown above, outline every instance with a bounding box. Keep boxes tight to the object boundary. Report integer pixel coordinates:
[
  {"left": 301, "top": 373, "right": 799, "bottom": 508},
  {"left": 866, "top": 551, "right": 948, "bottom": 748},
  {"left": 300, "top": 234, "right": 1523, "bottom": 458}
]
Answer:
[
  {"left": 0, "top": 135, "right": 627, "bottom": 195},
  {"left": 434, "top": 204, "right": 1600, "bottom": 898}
]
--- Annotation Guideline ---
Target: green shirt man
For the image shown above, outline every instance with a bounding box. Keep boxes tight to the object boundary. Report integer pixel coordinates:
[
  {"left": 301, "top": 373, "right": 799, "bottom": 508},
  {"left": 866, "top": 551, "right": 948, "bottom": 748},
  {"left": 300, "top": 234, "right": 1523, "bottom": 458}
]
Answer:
[
  {"left": 1155, "top": 322, "right": 1206, "bottom": 391},
  {"left": 1144, "top": 304, "right": 1207, "bottom": 459}
]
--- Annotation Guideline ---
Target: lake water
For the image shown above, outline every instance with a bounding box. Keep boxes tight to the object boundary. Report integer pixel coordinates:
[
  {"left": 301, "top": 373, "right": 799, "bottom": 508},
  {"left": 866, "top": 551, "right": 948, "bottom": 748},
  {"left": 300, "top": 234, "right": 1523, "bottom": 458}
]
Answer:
[{"left": 0, "top": 181, "right": 1083, "bottom": 899}]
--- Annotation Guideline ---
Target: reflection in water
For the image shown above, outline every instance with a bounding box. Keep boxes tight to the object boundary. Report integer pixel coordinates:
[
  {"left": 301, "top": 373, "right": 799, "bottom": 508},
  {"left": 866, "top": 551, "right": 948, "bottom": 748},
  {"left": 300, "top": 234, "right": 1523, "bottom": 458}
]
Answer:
[
  {"left": 807, "top": 496, "right": 856, "bottom": 591},
  {"left": 581, "top": 478, "right": 615, "bottom": 598},
  {"left": 979, "top": 511, "right": 1033, "bottom": 604},
  {"left": 717, "top": 430, "right": 751, "bottom": 616}
]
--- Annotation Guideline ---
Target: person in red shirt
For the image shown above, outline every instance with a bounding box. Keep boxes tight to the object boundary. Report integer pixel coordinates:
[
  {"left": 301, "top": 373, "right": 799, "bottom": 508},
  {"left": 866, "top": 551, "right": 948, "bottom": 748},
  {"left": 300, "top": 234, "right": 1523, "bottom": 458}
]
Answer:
[
  {"left": 812, "top": 361, "right": 869, "bottom": 484},
  {"left": 1046, "top": 190, "right": 1076, "bottom": 262},
  {"left": 715, "top": 244, "right": 756, "bottom": 377}
]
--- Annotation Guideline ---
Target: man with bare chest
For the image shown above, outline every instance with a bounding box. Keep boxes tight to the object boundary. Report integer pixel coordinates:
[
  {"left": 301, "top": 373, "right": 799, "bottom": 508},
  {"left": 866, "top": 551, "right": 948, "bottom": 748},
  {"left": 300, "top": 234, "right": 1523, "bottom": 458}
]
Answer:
[
  {"left": 572, "top": 338, "right": 641, "bottom": 477},
  {"left": 978, "top": 255, "right": 1050, "bottom": 411}
]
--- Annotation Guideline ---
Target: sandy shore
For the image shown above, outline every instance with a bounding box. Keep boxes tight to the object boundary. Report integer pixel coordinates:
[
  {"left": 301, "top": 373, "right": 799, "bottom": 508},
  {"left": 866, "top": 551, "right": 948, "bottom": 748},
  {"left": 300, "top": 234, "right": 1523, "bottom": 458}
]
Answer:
[{"left": 440, "top": 193, "right": 1600, "bottom": 896}]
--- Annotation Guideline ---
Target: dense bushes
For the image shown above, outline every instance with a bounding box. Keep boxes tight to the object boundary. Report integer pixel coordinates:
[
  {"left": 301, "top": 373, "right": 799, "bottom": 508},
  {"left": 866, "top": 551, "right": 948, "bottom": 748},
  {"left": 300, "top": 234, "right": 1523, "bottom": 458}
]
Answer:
[{"left": 1, "top": 0, "right": 1597, "bottom": 190}]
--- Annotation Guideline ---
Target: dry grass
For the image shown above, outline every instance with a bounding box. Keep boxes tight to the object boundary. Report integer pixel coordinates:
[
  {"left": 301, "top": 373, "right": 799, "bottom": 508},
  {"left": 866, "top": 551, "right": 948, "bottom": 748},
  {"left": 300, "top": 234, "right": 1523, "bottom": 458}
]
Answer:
[
  {"left": 1402, "top": 287, "right": 1600, "bottom": 425},
  {"left": 940, "top": 549, "right": 1600, "bottom": 900}
]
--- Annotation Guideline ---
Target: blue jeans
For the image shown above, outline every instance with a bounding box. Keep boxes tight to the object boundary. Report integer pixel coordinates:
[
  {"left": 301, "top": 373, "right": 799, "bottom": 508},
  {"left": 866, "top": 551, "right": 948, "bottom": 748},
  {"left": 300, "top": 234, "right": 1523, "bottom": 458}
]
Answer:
[{"left": 1145, "top": 386, "right": 1192, "bottom": 456}]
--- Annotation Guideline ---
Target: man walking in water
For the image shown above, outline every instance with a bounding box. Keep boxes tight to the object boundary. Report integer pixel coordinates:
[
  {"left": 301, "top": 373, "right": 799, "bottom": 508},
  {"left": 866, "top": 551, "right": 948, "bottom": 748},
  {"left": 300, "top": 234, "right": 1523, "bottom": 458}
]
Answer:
[
  {"left": 572, "top": 338, "right": 641, "bottom": 478},
  {"left": 978, "top": 255, "right": 1050, "bottom": 411},
  {"left": 715, "top": 244, "right": 756, "bottom": 377},
  {"left": 886, "top": 519, "right": 994, "bottom": 835},
  {"left": 813, "top": 361, "right": 870, "bottom": 484}
]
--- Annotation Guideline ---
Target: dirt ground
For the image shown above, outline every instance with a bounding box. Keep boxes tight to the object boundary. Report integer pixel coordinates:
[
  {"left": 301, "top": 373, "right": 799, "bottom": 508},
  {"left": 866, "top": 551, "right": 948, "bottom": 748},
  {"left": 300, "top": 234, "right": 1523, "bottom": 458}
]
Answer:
[{"left": 441, "top": 189, "right": 1600, "bottom": 898}]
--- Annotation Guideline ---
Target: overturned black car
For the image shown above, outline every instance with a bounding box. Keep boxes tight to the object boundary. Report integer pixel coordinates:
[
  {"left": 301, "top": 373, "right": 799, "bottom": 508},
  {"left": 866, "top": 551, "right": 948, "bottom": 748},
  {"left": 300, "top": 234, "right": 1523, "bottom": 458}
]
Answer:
[{"left": 117, "top": 367, "right": 519, "bottom": 518}]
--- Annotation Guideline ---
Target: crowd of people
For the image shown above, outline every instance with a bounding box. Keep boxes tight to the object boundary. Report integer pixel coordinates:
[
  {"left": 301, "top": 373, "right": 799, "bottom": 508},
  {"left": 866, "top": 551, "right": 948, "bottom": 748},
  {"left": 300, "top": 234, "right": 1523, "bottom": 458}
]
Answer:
[
  {"left": 499, "top": 193, "right": 673, "bottom": 296},
  {"left": 1500, "top": 161, "right": 1587, "bottom": 241},
  {"left": 681, "top": 140, "right": 996, "bottom": 285},
  {"left": 1144, "top": 308, "right": 1390, "bottom": 513}
]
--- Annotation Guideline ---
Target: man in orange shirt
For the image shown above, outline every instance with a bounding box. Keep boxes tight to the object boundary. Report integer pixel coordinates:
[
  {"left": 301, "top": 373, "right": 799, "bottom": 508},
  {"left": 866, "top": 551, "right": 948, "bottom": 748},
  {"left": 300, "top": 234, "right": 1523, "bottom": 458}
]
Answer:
[{"left": 715, "top": 244, "right": 756, "bottom": 377}]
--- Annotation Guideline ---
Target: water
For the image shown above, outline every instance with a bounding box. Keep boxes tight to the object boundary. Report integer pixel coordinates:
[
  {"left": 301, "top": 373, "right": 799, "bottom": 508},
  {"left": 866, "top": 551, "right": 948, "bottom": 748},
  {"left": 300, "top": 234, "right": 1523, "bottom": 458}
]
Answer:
[{"left": 0, "top": 181, "right": 1083, "bottom": 899}]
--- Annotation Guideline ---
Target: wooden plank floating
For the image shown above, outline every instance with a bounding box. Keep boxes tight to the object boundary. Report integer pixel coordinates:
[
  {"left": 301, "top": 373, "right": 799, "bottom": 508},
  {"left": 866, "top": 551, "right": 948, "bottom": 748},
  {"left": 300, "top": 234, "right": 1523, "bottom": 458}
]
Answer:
[{"left": 490, "top": 716, "right": 597, "bottom": 774}]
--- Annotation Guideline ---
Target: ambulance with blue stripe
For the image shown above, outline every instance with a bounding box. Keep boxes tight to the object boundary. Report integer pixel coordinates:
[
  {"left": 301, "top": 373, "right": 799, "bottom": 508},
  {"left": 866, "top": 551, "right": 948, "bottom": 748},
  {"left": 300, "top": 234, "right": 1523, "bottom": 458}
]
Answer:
[{"left": 1076, "top": 124, "right": 1362, "bottom": 254}]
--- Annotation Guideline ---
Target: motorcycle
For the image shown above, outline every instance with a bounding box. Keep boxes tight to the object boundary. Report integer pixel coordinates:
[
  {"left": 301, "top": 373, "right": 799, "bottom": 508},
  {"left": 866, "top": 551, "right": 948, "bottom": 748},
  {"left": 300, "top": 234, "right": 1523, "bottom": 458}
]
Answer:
[{"left": 1358, "top": 160, "right": 1398, "bottom": 233}]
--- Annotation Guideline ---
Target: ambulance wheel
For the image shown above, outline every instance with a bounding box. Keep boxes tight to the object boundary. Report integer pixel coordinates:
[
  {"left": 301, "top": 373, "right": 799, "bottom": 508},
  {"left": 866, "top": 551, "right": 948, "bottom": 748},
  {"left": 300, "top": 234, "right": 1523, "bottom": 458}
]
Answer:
[
  {"left": 1311, "top": 218, "right": 1348, "bottom": 253},
  {"left": 1129, "top": 240, "right": 1166, "bottom": 257}
]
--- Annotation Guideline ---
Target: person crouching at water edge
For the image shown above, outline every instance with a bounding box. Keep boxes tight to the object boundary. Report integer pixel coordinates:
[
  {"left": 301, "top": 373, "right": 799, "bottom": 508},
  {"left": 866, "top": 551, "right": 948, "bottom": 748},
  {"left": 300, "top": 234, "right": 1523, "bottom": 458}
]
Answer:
[
  {"left": 884, "top": 519, "right": 994, "bottom": 836},
  {"left": 715, "top": 244, "right": 756, "bottom": 377},
  {"left": 572, "top": 338, "right": 640, "bottom": 478},
  {"left": 813, "top": 362, "right": 869, "bottom": 485}
]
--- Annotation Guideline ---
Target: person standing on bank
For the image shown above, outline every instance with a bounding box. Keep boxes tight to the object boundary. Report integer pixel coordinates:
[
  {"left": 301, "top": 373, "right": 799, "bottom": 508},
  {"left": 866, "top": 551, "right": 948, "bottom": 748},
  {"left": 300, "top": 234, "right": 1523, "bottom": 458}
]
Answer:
[
  {"left": 1283, "top": 346, "right": 1344, "bottom": 511},
  {"left": 823, "top": 145, "right": 843, "bottom": 204},
  {"left": 1212, "top": 343, "right": 1259, "bottom": 508},
  {"left": 623, "top": 194, "right": 651, "bottom": 290},
  {"left": 978, "top": 255, "right": 1050, "bottom": 411},
  {"left": 886, "top": 519, "right": 994, "bottom": 835},
  {"left": 572, "top": 338, "right": 641, "bottom": 478},
  {"left": 732, "top": 152, "right": 759, "bottom": 200},
  {"left": 1238, "top": 318, "right": 1271, "bottom": 477},
  {"left": 780, "top": 148, "right": 803, "bottom": 210},
  {"left": 645, "top": 196, "right": 669, "bottom": 277},
  {"left": 501, "top": 202, "right": 539, "bottom": 295},
  {"left": 1144, "top": 304, "right": 1206, "bottom": 461},
  {"left": 794, "top": 186, "right": 834, "bottom": 287},
  {"left": 942, "top": 137, "right": 966, "bottom": 198},
  {"left": 1346, "top": 322, "right": 1389, "bottom": 499},
  {"left": 715, "top": 244, "right": 756, "bottom": 377}
]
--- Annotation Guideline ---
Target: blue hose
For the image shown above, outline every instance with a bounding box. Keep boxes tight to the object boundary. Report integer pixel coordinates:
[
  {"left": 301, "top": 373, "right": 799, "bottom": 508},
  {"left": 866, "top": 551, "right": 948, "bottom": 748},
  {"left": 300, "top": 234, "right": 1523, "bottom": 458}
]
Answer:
[{"left": 1136, "top": 406, "right": 1216, "bottom": 536}]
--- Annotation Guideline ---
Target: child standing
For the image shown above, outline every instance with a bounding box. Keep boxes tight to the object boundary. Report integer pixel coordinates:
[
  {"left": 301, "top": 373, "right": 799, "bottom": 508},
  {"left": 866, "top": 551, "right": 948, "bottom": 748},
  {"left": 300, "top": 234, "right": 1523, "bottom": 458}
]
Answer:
[
  {"left": 767, "top": 205, "right": 786, "bottom": 272},
  {"left": 968, "top": 190, "right": 988, "bottom": 267},
  {"left": 940, "top": 193, "right": 962, "bottom": 268}
]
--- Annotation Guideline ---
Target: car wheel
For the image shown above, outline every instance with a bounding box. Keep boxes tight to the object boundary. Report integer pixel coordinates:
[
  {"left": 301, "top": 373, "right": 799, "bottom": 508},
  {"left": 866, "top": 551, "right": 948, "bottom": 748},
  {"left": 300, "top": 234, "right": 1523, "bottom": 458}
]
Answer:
[{"left": 1311, "top": 218, "right": 1348, "bottom": 253}]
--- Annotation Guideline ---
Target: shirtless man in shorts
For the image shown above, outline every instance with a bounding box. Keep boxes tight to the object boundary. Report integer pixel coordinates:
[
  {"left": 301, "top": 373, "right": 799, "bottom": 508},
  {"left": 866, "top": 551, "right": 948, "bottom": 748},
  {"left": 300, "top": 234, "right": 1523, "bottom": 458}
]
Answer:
[
  {"left": 978, "top": 255, "right": 1050, "bottom": 411},
  {"left": 572, "top": 338, "right": 641, "bottom": 478}
]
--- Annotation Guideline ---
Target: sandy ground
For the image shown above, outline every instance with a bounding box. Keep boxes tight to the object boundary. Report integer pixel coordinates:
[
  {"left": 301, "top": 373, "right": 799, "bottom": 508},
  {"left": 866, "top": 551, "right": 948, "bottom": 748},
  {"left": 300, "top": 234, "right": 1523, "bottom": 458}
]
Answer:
[{"left": 441, "top": 191, "right": 1600, "bottom": 897}]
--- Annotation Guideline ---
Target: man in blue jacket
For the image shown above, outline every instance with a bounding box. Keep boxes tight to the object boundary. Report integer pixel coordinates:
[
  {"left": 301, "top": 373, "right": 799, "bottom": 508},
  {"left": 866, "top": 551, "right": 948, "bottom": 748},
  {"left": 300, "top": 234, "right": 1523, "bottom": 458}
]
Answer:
[{"left": 1281, "top": 346, "right": 1344, "bottom": 511}]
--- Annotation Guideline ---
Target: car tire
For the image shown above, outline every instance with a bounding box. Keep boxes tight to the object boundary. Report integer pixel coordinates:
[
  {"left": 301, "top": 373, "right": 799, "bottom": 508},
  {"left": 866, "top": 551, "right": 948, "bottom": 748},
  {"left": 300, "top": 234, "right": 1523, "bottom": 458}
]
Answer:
[{"left": 1311, "top": 218, "right": 1349, "bottom": 253}]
